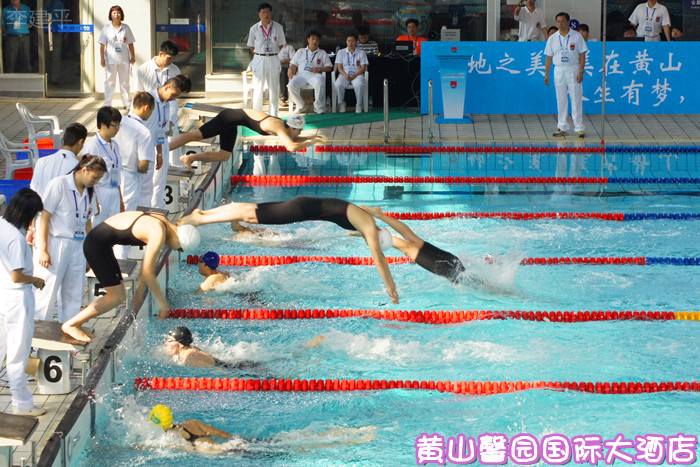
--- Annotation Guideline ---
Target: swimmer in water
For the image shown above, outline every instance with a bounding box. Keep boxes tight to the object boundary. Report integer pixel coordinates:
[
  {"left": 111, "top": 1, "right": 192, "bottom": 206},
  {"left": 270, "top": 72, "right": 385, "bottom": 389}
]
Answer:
[
  {"left": 196, "top": 251, "right": 230, "bottom": 292},
  {"left": 165, "top": 326, "right": 263, "bottom": 373},
  {"left": 179, "top": 196, "right": 399, "bottom": 303},
  {"left": 147, "top": 404, "right": 377, "bottom": 454}
]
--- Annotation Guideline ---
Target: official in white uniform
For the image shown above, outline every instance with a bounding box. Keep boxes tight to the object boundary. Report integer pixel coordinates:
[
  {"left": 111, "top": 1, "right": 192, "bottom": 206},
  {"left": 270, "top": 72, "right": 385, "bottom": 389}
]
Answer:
[
  {"left": 136, "top": 40, "right": 183, "bottom": 168},
  {"left": 247, "top": 3, "right": 286, "bottom": 117},
  {"left": 544, "top": 12, "right": 588, "bottom": 138},
  {"left": 142, "top": 74, "right": 191, "bottom": 209},
  {"left": 97, "top": 5, "right": 135, "bottom": 108},
  {"left": 82, "top": 106, "right": 123, "bottom": 227},
  {"left": 0, "top": 188, "right": 46, "bottom": 416},
  {"left": 288, "top": 30, "right": 332, "bottom": 114},
  {"left": 29, "top": 123, "right": 86, "bottom": 199},
  {"left": 334, "top": 33, "right": 369, "bottom": 113},
  {"left": 628, "top": 0, "right": 671, "bottom": 42},
  {"left": 514, "top": 0, "right": 547, "bottom": 41},
  {"left": 34, "top": 156, "right": 105, "bottom": 323}
]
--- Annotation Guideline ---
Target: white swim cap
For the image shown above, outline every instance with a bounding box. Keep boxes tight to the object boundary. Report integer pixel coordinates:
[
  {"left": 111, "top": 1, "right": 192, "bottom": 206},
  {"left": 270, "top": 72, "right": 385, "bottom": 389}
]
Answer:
[
  {"left": 378, "top": 228, "right": 393, "bottom": 252},
  {"left": 177, "top": 224, "right": 200, "bottom": 252},
  {"left": 287, "top": 114, "right": 306, "bottom": 130}
]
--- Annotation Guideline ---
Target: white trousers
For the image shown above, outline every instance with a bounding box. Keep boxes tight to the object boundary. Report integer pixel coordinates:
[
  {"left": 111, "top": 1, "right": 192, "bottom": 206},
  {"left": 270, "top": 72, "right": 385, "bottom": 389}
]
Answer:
[
  {"left": 335, "top": 74, "right": 366, "bottom": 112},
  {"left": 289, "top": 72, "right": 325, "bottom": 113},
  {"left": 151, "top": 144, "right": 170, "bottom": 209},
  {"left": 0, "top": 287, "right": 35, "bottom": 410},
  {"left": 554, "top": 65, "right": 584, "bottom": 133},
  {"left": 93, "top": 185, "right": 120, "bottom": 227},
  {"left": 251, "top": 55, "right": 281, "bottom": 117},
  {"left": 104, "top": 63, "right": 131, "bottom": 107},
  {"left": 34, "top": 236, "right": 86, "bottom": 323},
  {"left": 121, "top": 169, "right": 142, "bottom": 212},
  {"left": 139, "top": 166, "right": 154, "bottom": 208}
]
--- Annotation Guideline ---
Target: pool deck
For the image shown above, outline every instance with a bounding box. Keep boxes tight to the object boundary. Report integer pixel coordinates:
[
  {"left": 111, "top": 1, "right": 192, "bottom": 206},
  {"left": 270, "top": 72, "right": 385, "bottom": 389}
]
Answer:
[{"left": 0, "top": 96, "right": 698, "bottom": 465}]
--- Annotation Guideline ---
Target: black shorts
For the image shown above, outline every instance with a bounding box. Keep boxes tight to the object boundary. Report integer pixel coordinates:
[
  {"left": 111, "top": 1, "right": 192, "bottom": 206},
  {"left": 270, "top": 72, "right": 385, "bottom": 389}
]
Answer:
[
  {"left": 199, "top": 109, "right": 269, "bottom": 153},
  {"left": 83, "top": 223, "right": 124, "bottom": 287},
  {"left": 415, "top": 241, "right": 465, "bottom": 282}
]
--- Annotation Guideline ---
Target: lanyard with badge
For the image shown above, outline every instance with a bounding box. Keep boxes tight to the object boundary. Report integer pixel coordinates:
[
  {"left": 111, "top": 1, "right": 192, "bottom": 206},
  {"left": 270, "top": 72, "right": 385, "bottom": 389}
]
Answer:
[
  {"left": 346, "top": 51, "right": 357, "bottom": 73},
  {"left": 98, "top": 136, "right": 120, "bottom": 188},
  {"left": 72, "top": 191, "right": 89, "bottom": 240},
  {"left": 645, "top": 7, "right": 656, "bottom": 33},
  {"left": 155, "top": 100, "right": 168, "bottom": 145},
  {"left": 114, "top": 25, "right": 124, "bottom": 53},
  {"left": 304, "top": 49, "right": 318, "bottom": 72},
  {"left": 261, "top": 23, "right": 273, "bottom": 52},
  {"left": 10, "top": 9, "right": 24, "bottom": 31},
  {"left": 558, "top": 34, "right": 571, "bottom": 63}
]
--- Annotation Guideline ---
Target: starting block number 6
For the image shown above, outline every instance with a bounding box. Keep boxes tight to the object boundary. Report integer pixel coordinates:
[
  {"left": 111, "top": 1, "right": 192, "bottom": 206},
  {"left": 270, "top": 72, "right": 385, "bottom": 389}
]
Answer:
[{"left": 43, "top": 355, "right": 63, "bottom": 383}]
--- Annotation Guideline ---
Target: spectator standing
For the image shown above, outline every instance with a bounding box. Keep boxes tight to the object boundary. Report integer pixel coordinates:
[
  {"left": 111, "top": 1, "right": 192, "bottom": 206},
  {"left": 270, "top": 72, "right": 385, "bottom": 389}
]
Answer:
[
  {"left": 396, "top": 19, "right": 427, "bottom": 56},
  {"left": 247, "top": 2, "right": 286, "bottom": 117},
  {"left": 288, "top": 31, "right": 332, "bottom": 114},
  {"left": 82, "top": 106, "right": 123, "bottom": 227},
  {"left": 278, "top": 43, "right": 295, "bottom": 108},
  {"left": 0, "top": 189, "right": 46, "bottom": 416},
  {"left": 628, "top": 0, "right": 671, "bottom": 42},
  {"left": 334, "top": 33, "right": 368, "bottom": 113},
  {"left": 2, "top": 0, "right": 31, "bottom": 72},
  {"left": 544, "top": 12, "right": 589, "bottom": 138},
  {"left": 514, "top": 0, "right": 547, "bottom": 41},
  {"left": 98, "top": 5, "right": 135, "bottom": 108}
]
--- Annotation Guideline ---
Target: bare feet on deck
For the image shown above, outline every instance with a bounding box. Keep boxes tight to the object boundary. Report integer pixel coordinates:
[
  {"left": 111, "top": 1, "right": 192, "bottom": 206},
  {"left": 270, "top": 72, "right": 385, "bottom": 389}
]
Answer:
[
  {"left": 62, "top": 323, "right": 93, "bottom": 343},
  {"left": 179, "top": 154, "right": 194, "bottom": 171},
  {"left": 178, "top": 209, "right": 205, "bottom": 227}
]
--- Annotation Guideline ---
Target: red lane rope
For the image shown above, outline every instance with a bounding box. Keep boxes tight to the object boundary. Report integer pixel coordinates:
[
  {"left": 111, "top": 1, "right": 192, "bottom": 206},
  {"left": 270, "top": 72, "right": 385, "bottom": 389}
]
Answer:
[
  {"left": 135, "top": 377, "right": 699, "bottom": 394},
  {"left": 231, "top": 175, "right": 608, "bottom": 185},
  {"left": 166, "top": 308, "right": 694, "bottom": 323},
  {"left": 186, "top": 254, "right": 649, "bottom": 266}
]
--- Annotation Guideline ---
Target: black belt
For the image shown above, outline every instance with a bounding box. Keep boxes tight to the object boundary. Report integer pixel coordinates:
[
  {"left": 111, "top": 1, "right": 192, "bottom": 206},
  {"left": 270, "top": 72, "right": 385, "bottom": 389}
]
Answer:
[{"left": 255, "top": 53, "right": 277, "bottom": 56}]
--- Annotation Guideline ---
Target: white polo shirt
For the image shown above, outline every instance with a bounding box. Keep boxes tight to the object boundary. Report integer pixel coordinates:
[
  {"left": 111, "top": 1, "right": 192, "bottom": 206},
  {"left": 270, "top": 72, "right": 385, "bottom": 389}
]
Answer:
[
  {"left": 30, "top": 149, "right": 79, "bottom": 199},
  {"left": 42, "top": 174, "right": 98, "bottom": 239},
  {"left": 628, "top": 2, "right": 670, "bottom": 40},
  {"left": 279, "top": 44, "right": 295, "bottom": 63},
  {"left": 0, "top": 217, "right": 32, "bottom": 290},
  {"left": 144, "top": 89, "right": 170, "bottom": 151},
  {"left": 113, "top": 114, "right": 153, "bottom": 172},
  {"left": 97, "top": 22, "right": 135, "bottom": 65},
  {"left": 136, "top": 60, "right": 181, "bottom": 122},
  {"left": 83, "top": 134, "right": 121, "bottom": 189},
  {"left": 247, "top": 20, "right": 286, "bottom": 54},
  {"left": 336, "top": 47, "right": 368, "bottom": 75},
  {"left": 544, "top": 29, "right": 588, "bottom": 67},
  {"left": 291, "top": 47, "right": 332, "bottom": 72},
  {"left": 514, "top": 6, "right": 546, "bottom": 41}
]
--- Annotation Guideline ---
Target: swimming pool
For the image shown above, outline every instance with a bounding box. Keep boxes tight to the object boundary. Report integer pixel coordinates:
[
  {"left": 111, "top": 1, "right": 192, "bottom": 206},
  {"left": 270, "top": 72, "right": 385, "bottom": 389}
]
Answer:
[{"left": 76, "top": 149, "right": 698, "bottom": 466}]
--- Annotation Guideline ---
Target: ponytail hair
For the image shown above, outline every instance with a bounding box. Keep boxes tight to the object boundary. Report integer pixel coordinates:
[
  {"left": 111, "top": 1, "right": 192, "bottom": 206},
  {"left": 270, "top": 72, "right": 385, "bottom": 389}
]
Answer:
[{"left": 71, "top": 154, "right": 108, "bottom": 201}]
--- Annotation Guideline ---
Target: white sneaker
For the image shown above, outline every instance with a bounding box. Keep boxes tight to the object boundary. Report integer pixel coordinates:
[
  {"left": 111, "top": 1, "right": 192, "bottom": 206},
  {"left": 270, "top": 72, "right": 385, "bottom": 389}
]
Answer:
[
  {"left": 13, "top": 405, "right": 47, "bottom": 416},
  {"left": 339, "top": 102, "right": 346, "bottom": 113},
  {"left": 356, "top": 106, "right": 362, "bottom": 113}
]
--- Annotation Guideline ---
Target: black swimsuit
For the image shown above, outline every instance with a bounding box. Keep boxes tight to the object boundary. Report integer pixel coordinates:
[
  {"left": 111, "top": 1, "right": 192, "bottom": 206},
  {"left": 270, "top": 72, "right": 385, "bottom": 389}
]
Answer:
[
  {"left": 414, "top": 241, "right": 466, "bottom": 282},
  {"left": 198, "top": 109, "right": 276, "bottom": 152},
  {"left": 255, "top": 196, "right": 355, "bottom": 230},
  {"left": 176, "top": 425, "right": 203, "bottom": 444},
  {"left": 83, "top": 212, "right": 165, "bottom": 287}
]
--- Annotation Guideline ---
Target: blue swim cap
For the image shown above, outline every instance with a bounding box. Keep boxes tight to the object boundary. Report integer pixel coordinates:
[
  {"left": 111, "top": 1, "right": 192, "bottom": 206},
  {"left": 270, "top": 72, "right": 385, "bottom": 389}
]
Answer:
[{"left": 200, "top": 251, "right": 220, "bottom": 270}]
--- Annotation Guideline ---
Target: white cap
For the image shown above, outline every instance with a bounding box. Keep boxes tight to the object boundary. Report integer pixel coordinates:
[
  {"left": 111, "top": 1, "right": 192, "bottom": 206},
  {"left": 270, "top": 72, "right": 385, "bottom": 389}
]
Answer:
[
  {"left": 286, "top": 114, "right": 306, "bottom": 130},
  {"left": 378, "top": 228, "right": 393, "bottom": 252},
  {"left": 177, "top": 224, "right": 201, "bottom": 252}
]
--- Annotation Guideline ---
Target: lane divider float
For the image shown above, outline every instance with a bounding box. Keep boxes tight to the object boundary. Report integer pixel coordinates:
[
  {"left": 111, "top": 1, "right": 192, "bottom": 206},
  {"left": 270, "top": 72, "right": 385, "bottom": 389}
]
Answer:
[
  {"left": 166, "top": 308, "right": 699, "bottom": 323},
  {"left": 186, "top": 254, "right": 700, "bottom": 267},
  {"left": 248, "top": 144, "right": 699, "bottom": 154},
  {"left": 381, "top": 211, "right": 699, "bottom": 221},
  {"left": 135, "top": 377, "right": 700, "bottom": 394}
]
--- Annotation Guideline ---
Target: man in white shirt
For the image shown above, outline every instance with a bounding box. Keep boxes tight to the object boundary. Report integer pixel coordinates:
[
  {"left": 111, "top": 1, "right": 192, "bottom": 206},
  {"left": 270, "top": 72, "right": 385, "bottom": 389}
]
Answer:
[
  {"left": 82, "top": 106, "right": 123, "bottom": 227},
  {"left": 628, "top": 0, "right": 671, "bottom": 42},
  {"left": 247, "top": 3, "right": 286, "bottom": 117},
  {"left": 514, "top": 0, "right": 547, "bottom": 41},
  {"left": 29, "top": 123, "right": 86, "bottom": 199},
  {"left": 288, "top": 30, "right": 332, "bottom": 114},
  {"left": 136, "top": 40, "right": 184, "bottom": 169},
  {"left": 142, "top": 74, "right": 191, "bottom": 209},
  {"left": 334, "top": 33, "right": 368, "bottom": 113},
  {"left": 544, "top": 12, "right": 589, "bottom": 138}
]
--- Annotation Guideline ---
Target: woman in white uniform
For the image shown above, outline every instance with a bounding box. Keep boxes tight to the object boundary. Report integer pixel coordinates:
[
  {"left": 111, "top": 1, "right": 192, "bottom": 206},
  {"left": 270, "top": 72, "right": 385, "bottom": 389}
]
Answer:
[
  {"left": 83, "top": 106, "right": 124, "bottom": 226},
  {"left": 34, "top": 155, "right": 106, "bottom": 323},
  {"left": 97, "top": 5, "right": 135, "bottom": 108},
  {"left": 0, "top": 188, "right": 46, "bottom": 416}
]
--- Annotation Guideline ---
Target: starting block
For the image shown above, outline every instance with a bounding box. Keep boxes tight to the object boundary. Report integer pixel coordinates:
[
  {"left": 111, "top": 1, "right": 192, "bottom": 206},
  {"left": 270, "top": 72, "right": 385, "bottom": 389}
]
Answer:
[
  {"left": 165, "top": 166, "right": 193, "bottom": 214},
  {"left": 0, "top": 413, "right": 38, "bottom": 467},
  {"left": 84, "top": 259, "right": 138, "bottom": 314},
  {"left": 32, "top": 320, "right": 85, "bottom": 395},
  {"left": 128, "top": 207, "right": 169, "bottom": 260}
]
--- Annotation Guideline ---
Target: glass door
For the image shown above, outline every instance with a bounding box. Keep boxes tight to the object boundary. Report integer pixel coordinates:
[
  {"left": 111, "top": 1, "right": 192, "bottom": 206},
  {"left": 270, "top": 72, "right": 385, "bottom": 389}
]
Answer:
[{"left": 155, "top": 0, "right": 206, "bottom": 92}]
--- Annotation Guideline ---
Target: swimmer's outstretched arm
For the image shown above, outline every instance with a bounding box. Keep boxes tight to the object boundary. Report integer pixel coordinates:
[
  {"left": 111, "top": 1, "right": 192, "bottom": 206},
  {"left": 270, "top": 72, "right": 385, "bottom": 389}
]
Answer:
[{"left": 179, "top": 203, "right": 260, "bottom": 227}]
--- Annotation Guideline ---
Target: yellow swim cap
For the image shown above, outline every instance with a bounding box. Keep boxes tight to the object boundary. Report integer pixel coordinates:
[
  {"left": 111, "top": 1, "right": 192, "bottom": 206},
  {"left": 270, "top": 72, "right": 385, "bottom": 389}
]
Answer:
[{"left": 149, "top": 405, "right": 173, "bottom": 430}]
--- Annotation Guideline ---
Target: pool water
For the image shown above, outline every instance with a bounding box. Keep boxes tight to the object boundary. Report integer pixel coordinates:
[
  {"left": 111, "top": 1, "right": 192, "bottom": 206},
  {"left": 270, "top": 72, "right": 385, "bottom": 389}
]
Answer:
[{"left": 78, "top": 154, "right": 699, "bottom": 466}]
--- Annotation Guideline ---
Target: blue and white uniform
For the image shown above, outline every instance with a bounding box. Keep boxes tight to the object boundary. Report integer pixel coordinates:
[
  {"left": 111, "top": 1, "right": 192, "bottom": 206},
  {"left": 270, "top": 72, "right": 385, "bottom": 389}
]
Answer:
[
  {"left": 289, "top": 47, "right": 332, "bottom": 114},
  {"left": 97, "top": 21, "right": 135, "bottom": 107},
  {"left": 334, "top": 47, "right": 369, "bottom": 112}
]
